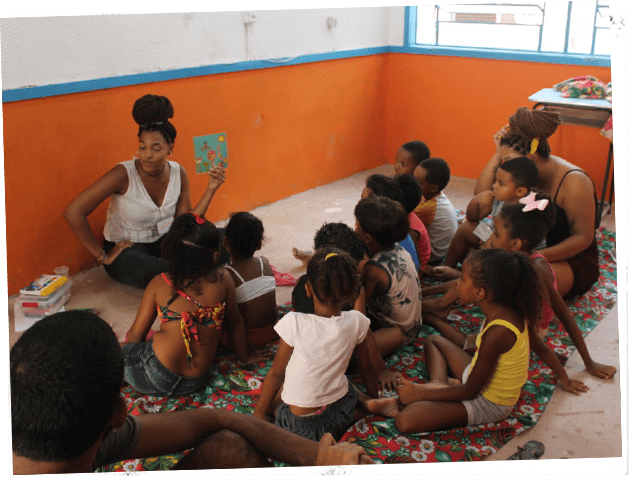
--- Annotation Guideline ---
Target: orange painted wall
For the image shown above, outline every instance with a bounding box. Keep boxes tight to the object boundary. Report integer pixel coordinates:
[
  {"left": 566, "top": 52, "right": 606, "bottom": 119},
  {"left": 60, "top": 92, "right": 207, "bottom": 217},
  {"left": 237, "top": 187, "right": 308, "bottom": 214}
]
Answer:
[
  {"left": 3, "top": 56, "right": 388, "bottom": 295},
  {"left": 3, "top": 53, "right": 612, "bottom": 295},
  {"left": 383, "top": 53, "right": 612, "bottom": 191}
]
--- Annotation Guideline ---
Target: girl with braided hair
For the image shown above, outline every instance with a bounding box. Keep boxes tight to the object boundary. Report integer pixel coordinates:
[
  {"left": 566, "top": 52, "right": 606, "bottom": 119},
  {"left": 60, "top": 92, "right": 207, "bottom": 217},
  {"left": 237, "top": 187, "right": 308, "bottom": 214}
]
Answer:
[
  {"left": 64, "top": 94, "right": 227, "bottom": 288},
  {"left": 123, "top": 213, "right": 268, "bottom": 397},
  {"left": 475, "top": 107, "right": 599, "bottom": 297}
]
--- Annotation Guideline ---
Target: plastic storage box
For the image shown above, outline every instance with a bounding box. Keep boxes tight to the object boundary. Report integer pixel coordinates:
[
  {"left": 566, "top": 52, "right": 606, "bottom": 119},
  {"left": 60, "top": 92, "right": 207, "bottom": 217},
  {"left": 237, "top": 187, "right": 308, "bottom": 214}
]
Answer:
[{"left": 15, "top": 279, "right": 73, "bottom": 317}]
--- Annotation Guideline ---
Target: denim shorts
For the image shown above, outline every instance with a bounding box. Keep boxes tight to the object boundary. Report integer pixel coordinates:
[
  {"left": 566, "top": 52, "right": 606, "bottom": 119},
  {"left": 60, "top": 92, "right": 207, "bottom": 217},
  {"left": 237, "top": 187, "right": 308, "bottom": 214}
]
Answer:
[
  {"left": 275, "top": 384, "right": 358, "bottom": 441},
  {"left": 122, "top": 340, "right": 213, "bottom": 397}
]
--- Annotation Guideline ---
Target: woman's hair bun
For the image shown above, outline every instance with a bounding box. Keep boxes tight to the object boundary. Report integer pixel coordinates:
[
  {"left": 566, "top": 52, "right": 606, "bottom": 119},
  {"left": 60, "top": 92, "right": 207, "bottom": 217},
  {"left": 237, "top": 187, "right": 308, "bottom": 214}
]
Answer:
[{"left": 132, "top": 94, "right": 174, "bottom": 125}]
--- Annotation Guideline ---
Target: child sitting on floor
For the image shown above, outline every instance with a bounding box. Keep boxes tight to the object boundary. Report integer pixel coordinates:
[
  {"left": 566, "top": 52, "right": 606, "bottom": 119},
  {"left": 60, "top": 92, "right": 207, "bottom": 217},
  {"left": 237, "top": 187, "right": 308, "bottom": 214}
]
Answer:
[
  {"left": 222, "top": 212, "right": 278, "bottom": 351},
  {"left": 394, "top": 140, "right": 431, "bottom": 176},
  {"left": 413, "top": 158, "right": 458, "bottom": 264},
  {"left": 123, "top": 213, "right": 267, "bottom": 397},
  {"left": 394, "top": 174, "right": 432, "bottom": 273},
  {"left": 487, "top": 192, "right": 616, "bottom": 379},
  {"left": 362, "top": 248, "right": 587, "bottom": 433},
  {"left": 291, "top": 221, "right": 402, "bottom": 391},
  {"left": 432, "top": 157, "right": 537, "bottom": 280},
  {"left": 355, "top": 196, "right": 423, "bottom": 357},
  {"left": 292, "top": 222, "right": 368, "bottom": 315},
  {"left": 254, "top": 249, "right": 378, "bottom": 441},
  {"left": 423, "top": 191, "right": 616, "bottom": 381},
  {"left": 360, "top": 173, "right": 422, "bottom": 272}
]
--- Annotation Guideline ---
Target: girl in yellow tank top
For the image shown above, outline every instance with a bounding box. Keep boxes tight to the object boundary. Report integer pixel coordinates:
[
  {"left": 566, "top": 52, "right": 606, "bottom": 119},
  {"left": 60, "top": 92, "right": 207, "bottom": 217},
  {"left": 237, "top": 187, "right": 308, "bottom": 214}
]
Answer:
[{"left": 360, "top": 248, "right": 549, "bottom": 433}]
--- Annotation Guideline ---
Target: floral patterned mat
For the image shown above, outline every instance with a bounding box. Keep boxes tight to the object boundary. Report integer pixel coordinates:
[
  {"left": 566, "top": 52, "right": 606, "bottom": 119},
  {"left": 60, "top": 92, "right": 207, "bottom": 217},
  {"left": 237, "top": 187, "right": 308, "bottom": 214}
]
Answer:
[{"left": 98, "top": 228, "right": 616, "bottom": 471}]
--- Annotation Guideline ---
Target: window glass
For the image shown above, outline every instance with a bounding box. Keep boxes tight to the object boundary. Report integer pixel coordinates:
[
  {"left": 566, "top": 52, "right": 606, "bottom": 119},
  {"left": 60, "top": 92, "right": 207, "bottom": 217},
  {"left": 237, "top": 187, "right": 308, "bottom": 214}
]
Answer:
[{"left": 413, "top": 2, "right": 610, "bottom": 57}]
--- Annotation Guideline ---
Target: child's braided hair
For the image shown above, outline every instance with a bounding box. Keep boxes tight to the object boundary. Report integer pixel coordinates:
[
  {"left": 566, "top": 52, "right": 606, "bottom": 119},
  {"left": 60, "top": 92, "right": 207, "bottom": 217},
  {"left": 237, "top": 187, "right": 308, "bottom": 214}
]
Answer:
[{"left": 161, "top": 213, "right": 221, "bottom": 293}]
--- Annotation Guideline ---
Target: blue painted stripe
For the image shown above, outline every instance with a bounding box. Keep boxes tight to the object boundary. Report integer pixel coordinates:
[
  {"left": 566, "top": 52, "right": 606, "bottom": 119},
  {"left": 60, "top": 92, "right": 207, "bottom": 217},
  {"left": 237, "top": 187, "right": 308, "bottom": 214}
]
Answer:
[
  {"left": 2, "top": 46, "right": 390, "bottom": 103},
  {"left": 388, "top": 45, "right": 611, "bottom": 67},
  {"left": 3, "top": 44, "right": 610, "bottom": 103}
]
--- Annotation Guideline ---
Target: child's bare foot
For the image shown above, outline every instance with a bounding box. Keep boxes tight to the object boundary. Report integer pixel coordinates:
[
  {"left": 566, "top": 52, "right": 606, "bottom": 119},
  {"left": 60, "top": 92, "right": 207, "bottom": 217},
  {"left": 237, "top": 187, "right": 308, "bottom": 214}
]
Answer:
[
  {"left": 360, "top": 396, "right": 401, "bottom": 418},
  {"left": 292, "top": 247, "right": 313, "bottom": 266},
  {"left": 433, "top": 266, "right": 462, "bottom": 281}
]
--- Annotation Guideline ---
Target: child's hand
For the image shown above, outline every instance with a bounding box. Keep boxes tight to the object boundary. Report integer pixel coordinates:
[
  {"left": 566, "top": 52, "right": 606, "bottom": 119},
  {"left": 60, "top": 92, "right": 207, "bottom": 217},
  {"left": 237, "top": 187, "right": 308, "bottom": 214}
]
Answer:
[
  {"left": 475, "top": 190, "right": 495, "bottom": 207},
  {"left": 245, "top": 348, "right": 274, "bottom": 364},
  {"left": 585, "top": 361, "right": 617, "bottom": 380},
  {"left": 378, "top": 370, "right": 402, "bottom": 392},
  {"left": 560, "top": 377, "right": 589, "bottom": 395},
  {"left": 396, "top": 378, "right": 421, "bottom": 405}
]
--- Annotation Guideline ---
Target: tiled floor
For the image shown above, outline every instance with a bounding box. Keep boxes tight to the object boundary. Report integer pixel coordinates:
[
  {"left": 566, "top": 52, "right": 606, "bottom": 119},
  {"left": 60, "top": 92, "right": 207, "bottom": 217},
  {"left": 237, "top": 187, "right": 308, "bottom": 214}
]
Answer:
[{"left": 7, "top": 164, "right": 623, "bottom": 469}]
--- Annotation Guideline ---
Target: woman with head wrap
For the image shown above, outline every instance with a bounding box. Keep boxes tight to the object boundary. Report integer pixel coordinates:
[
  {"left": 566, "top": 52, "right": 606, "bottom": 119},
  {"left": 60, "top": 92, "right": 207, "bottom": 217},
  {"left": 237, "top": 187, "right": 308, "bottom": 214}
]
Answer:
[
  {"left": 64, "top": 94, "right": 227, "bottom": 289},
  {"left": 474, "top": 107, "right": 598, "bottom": 297}
]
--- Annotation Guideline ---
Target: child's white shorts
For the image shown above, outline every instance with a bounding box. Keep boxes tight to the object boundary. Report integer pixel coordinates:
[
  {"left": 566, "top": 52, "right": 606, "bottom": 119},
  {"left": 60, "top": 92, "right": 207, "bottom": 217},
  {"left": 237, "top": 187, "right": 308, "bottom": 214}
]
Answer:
[{"left": 461, "top": 363, "right": 515, "bottom": 426}]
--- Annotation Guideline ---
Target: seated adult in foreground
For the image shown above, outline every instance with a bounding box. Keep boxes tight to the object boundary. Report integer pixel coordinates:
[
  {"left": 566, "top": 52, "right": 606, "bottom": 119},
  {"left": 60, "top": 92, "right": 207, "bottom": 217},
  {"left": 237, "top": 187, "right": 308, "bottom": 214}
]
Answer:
[
  {"left": 64, "top": 94, "right": 227, "bottom": 289},
  {"left": 11, "top": 311, "right": 374, "bottom": 474},
  {"left": 475, "top": 107, "right": 598, "bottom": 297}
]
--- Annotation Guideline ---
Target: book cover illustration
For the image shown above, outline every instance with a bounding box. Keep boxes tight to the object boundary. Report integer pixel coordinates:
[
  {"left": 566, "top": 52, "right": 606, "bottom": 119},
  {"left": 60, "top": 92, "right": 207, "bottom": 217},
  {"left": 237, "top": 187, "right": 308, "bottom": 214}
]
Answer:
[
  {"left": 20, "top": 275, "right": 68, "bottom": 296},
  {"left": 193, "top": 133, "right": 228, "bottom": 173}
]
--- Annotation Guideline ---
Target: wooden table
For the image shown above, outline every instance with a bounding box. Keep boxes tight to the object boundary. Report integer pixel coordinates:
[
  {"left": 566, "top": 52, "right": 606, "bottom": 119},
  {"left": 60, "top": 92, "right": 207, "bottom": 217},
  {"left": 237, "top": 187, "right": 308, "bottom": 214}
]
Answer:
[{"left": 528, "top": 88, "right": 613, "bottom": 227}]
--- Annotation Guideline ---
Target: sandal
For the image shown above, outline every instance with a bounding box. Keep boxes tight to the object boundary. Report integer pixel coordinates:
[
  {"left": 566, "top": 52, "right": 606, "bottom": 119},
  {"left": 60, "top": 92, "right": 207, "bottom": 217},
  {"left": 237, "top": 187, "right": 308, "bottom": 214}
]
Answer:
[
  {"left": 271, "top": 265, "right": 297, "bottom": 286},
  {"left": 507, "top": 440, "right": 545, "bottom": 460}
]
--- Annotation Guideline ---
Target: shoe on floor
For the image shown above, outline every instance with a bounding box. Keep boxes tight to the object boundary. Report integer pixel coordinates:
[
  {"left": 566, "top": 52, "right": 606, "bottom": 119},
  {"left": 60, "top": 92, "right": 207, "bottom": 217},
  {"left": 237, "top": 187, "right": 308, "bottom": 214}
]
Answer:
[{"left": 507, "top": 440, "right": 545, "bottom": 460}]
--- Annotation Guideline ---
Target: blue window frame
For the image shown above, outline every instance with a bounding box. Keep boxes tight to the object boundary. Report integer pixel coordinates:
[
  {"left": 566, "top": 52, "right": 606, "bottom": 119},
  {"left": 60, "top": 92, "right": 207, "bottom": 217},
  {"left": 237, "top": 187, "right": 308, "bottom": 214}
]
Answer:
[{"left": 405, "top": 2, "right": 610, "bottom": 66}]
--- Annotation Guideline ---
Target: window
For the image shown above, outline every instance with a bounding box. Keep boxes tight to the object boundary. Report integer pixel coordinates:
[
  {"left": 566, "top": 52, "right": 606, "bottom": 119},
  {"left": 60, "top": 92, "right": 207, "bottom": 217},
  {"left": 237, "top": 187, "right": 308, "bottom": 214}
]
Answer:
[{"left": 409, "top": 2, "right": 610, "bottom": 64}]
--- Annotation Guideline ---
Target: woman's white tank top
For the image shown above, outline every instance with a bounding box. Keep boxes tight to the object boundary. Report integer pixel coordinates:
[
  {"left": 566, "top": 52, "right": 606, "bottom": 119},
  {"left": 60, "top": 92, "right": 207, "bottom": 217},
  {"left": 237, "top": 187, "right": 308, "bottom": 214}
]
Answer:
[{"left": 103, "top": 159, "right": 181, "bottom": 243}]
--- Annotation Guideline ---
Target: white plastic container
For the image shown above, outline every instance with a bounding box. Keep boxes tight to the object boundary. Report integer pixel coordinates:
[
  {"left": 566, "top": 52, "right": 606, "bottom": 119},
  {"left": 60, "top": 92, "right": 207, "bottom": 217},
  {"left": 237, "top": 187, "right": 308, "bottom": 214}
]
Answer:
[{"left": 15, "top": 279, "right": 73, "bottom": 317}]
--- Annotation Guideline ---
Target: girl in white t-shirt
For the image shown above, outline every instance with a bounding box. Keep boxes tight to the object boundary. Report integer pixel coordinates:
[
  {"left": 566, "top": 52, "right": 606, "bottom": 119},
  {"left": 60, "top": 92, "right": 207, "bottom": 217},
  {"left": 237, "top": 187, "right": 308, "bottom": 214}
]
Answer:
[{"left": 253, "top": 248, "right": 379, "bottom": 441}]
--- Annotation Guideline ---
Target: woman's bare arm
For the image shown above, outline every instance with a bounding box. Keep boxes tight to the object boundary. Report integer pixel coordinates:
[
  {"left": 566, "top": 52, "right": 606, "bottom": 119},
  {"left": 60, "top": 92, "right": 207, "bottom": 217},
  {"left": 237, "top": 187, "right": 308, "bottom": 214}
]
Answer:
[
  {"left": 538, "top": 171, "right": 596, "bottom": 263},
  {"left": 475, "top": 126, "right": 508, "bottom": 195},
  {"left": 63, "top": 165, "right": 129, "bottom": 260},
  {"left": 177, "top": 166, "right": 226, "bottom": 217}
]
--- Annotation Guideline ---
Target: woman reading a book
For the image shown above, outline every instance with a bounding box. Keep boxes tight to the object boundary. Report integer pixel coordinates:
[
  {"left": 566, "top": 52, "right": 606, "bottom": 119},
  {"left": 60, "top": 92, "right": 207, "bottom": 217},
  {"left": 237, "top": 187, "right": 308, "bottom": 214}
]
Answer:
[{"left": 64, "top": 94, "right": 226, "bottom": 289}]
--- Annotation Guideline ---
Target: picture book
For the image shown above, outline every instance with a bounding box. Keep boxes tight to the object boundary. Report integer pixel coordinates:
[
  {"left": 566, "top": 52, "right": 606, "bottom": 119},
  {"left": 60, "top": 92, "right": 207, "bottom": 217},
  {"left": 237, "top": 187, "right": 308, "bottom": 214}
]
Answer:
[
  {"left": 20, "top": 275, "right": 69, "bottom": 296},
  {"left": 193, "top": 132, "right": 228, "bottom": 173}
]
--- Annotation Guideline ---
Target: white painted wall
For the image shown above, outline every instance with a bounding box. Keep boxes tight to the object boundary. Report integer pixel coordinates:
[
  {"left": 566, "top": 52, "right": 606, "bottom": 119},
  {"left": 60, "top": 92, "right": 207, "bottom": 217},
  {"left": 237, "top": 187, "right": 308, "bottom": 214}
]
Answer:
[{"left": 0, "top": 7, "right": 405, "bottom": 91}]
